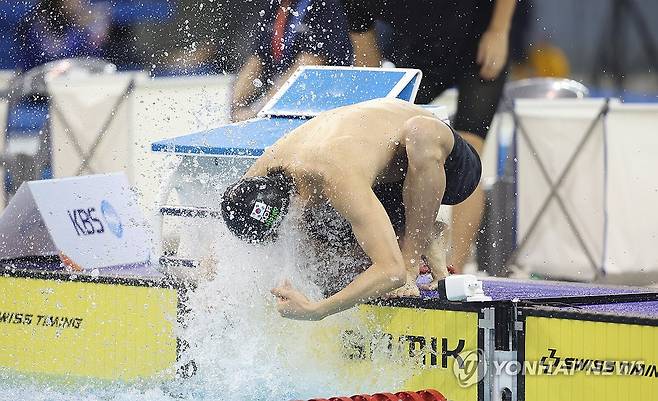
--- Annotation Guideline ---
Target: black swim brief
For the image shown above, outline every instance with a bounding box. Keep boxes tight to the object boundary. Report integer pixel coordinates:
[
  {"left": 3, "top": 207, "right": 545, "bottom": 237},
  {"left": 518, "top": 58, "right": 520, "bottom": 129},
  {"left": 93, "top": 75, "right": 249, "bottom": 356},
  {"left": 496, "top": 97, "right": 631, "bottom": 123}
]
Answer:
[
  {"left": 372, "top": 124, "right": 482, "bottom": 233},
  {"left": 303, "top": 124, "right": 481, "bottom": 247}
]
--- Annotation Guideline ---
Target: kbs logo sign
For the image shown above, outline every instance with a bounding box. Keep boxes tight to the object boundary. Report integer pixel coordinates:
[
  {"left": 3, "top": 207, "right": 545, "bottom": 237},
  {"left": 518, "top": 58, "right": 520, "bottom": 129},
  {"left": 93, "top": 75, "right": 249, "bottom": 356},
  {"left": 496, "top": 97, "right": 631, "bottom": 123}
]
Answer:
[
  {"left": 100, "top": 200, "right": 123, "bottom": 238},
  {"left": 67, "top": 200, "right": 123, "bottom": 238},
  {"left": 68, "top": 208, "right": 104, "bottom": 236}
]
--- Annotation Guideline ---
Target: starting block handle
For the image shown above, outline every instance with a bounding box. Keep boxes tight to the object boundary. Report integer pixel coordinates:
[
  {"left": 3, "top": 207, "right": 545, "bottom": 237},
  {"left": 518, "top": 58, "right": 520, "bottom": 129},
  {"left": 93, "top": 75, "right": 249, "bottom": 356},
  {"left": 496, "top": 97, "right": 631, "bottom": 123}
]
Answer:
[
  {"left": 159, "top": 256, "right": 198, "bottom": 269},
  {"left": 159, "top": 206, "right": 223, "bottom": 219}
]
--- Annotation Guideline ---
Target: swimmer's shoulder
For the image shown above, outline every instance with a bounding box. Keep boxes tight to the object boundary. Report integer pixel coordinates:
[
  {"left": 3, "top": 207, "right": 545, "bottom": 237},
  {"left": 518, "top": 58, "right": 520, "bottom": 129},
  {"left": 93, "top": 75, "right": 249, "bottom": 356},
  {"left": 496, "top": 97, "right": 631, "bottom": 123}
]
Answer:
[
  {"left": 291, "top": 98, "right": 433, "bottom": 136},
  {"left": 306, "top": 98, "right": 426, "bottom": 123},
  {"left": 360, "top": 98, "right": 434, "bottom": 116}
]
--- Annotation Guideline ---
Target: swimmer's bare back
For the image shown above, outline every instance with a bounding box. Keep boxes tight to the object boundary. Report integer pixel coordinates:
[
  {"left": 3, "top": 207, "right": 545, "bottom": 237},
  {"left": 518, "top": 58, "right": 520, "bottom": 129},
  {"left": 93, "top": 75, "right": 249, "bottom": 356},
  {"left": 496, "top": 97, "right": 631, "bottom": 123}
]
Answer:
[{"left": 246, "top": 98, "right": 436, "bottom": 187}]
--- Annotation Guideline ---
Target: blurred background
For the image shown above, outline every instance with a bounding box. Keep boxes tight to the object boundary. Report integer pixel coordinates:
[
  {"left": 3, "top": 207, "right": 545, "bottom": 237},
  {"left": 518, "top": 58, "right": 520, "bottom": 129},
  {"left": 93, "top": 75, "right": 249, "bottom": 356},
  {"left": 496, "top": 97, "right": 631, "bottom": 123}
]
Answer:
[{"left": 0, "top": 0, "right": 656, "bottom": 90}]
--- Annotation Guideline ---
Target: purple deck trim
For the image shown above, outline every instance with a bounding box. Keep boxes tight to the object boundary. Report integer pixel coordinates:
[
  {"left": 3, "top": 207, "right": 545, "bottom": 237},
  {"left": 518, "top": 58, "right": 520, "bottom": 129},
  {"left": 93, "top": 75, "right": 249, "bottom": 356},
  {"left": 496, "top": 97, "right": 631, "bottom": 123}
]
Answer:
[
  {"left": 421, "top": 278, "right": 646, "bottom": 300},
  {"left": 576, "top": 301, "right": 658, "bottom": 317},
  {"left": 481, "top": 278, "right": 644, "bottom": 300}
]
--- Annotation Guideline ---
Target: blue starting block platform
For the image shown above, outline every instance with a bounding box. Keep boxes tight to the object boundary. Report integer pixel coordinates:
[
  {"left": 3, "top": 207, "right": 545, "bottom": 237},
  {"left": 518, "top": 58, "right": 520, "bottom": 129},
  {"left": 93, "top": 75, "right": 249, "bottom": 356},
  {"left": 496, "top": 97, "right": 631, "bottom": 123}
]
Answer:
[
  {"left": 152, "top": 66, "right": 424, "bottom": 156},
  {"left": 151, "top": 117, "right": 305, "bottom": 157}
]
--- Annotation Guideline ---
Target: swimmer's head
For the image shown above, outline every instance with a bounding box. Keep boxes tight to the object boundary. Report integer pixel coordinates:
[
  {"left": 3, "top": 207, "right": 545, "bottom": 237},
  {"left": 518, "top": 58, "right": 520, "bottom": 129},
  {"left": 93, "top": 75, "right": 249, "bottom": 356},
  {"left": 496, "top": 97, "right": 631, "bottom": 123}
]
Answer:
[{"left": 220, "top": 168, "right": 294, "bottom": 243}]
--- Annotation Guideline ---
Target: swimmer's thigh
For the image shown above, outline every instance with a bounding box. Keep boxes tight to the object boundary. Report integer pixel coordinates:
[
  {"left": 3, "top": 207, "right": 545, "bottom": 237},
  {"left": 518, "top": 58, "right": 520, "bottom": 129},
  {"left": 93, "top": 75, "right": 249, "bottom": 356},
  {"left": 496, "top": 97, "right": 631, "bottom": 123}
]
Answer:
[{"left": 373, "top": 181, "right": 406, "bottom": 236}]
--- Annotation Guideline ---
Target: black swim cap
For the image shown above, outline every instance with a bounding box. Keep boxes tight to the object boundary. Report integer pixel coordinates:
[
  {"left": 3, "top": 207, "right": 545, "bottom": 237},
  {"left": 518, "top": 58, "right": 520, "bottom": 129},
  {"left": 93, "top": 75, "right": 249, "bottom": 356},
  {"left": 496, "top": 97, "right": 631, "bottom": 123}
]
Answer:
[{"left": 220, "top": 170, "right": 293, "bottom": 243}]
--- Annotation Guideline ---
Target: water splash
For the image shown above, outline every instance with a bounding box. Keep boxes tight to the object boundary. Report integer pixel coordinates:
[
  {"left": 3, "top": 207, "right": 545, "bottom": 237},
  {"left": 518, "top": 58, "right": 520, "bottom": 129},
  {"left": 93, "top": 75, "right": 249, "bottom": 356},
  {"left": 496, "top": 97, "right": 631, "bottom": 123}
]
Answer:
[{"left": 170, "top": 211, "right": 407, "bottom": 400}]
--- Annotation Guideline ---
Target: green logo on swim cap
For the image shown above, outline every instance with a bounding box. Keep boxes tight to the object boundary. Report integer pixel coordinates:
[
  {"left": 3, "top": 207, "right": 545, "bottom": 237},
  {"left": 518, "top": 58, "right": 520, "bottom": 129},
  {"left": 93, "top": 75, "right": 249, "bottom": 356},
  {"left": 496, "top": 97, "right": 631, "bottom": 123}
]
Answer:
[
  {"left": 264, "top": 207, "right": 280, "bottom": 228},
  {"left": 250, "top": 202, "right": 281, "bottom": 228}
]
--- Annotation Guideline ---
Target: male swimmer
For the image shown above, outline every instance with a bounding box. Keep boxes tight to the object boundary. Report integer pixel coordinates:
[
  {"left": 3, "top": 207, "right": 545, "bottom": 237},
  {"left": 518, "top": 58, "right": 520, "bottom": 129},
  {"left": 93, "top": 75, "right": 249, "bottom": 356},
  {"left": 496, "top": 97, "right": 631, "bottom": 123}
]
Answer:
[{"left": 220, "top": 98, "right": 481, "bottom": 320}]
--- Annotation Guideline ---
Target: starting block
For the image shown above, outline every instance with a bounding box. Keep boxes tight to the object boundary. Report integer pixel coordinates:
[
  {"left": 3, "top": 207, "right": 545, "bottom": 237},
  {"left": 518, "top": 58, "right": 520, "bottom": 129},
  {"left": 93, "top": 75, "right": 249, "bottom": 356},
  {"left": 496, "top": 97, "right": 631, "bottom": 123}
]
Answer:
[
  {"left": 151, "top": 66, "right": 424, "bottom": 156},
  {"left": 151, "top": 66, "right": 448, "bottom": 266}
]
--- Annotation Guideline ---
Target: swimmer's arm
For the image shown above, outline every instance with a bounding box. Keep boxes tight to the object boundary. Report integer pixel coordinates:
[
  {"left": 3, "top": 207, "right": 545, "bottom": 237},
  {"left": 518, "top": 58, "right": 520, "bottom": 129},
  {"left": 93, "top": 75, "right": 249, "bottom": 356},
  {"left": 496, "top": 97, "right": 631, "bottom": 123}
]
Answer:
[{"left": 313, "top": 184, "right": 406, "bottom": 318}]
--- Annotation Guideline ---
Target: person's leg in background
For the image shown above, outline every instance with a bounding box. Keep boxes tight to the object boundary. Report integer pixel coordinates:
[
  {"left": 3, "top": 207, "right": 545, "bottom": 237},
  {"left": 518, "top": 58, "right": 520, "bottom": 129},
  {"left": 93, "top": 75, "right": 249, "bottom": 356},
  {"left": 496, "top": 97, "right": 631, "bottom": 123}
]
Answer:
[
  {"left": 449, "top": 69, "right": 507, "bottom": 273},
  {"left": 448, "top": 131, "right": 485, "bottom": 273}
]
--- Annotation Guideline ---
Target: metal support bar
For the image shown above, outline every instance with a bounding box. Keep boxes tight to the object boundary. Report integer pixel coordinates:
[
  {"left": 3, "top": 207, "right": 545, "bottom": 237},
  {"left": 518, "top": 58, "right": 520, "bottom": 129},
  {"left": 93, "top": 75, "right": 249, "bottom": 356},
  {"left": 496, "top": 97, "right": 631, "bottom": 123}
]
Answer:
[
  {"left": 509, "top": 99, "right": 610, "bottom": 277},
  {"left": 480, "top": 306, "right": 520, "bottom": 401},
  {"left": 49, "top": 79, "right": 135, "bottom": 175}
]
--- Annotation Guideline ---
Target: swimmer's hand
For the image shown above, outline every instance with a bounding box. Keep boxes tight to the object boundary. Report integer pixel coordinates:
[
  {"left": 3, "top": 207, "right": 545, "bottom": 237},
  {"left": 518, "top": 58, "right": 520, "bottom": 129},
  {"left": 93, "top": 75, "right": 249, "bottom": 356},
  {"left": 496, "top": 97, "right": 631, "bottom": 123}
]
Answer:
[
  {"left": 271, "top": 280, "right": 323, "bottom": 321},
  {"left": 385, "top": 280, "right": 420, "bottom": 298}
]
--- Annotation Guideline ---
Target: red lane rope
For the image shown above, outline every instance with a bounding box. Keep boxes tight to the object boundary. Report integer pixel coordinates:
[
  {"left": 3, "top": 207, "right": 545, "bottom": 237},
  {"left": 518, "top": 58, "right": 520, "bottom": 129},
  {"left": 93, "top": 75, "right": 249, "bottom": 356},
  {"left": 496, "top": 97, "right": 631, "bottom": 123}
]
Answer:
[
  {"left": 297, "top": 389, "right": 447, "bottom": 401},
  {"left": 418, "top": 389, "right": 447, "bottom": 401},
  {"left": 395, "top": 391, "right": 425, "bottom": 401},
  {"left": 349, "top": 395, "right": 372, "bottom": 401},
  {"left": 371, "top": 393, "right": 399, "bottom": 401}
]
